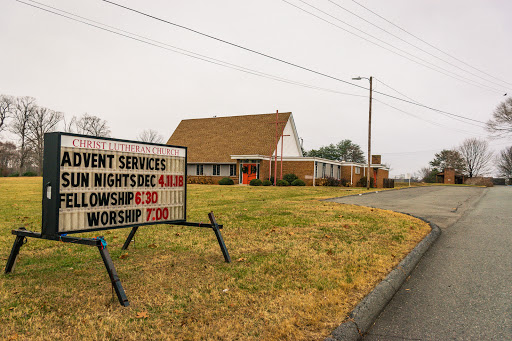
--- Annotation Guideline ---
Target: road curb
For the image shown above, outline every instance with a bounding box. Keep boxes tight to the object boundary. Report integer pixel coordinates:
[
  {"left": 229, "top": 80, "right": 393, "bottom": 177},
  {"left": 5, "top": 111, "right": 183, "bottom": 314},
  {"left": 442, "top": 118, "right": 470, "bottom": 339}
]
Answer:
[{"left": 325, "top": 215, "right": 441, "bottom": 341}]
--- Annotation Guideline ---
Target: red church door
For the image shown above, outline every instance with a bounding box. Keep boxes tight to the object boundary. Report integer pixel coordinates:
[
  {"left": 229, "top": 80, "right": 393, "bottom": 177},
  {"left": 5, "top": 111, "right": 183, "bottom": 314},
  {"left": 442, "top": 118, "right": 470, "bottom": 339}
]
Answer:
[{"left": 242, "top": 164, "right": 257, "bottom": 184}]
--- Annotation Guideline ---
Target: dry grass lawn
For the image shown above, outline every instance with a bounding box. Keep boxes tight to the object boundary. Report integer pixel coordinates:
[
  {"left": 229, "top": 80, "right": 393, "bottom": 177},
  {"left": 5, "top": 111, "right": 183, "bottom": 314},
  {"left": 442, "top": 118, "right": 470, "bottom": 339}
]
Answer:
[{"left": 0, "top": 177, "right": 430, "bottom": 340}]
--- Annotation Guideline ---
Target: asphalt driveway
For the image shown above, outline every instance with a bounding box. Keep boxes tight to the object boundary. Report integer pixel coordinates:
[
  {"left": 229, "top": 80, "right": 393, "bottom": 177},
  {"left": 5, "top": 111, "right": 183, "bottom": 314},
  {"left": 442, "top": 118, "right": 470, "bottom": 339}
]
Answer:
[
  {"left": 330, "top": 186, "right": 486, "bottom": 229},
  {"left": 330, "top": 186, "right": 512, "bottom": 340}
]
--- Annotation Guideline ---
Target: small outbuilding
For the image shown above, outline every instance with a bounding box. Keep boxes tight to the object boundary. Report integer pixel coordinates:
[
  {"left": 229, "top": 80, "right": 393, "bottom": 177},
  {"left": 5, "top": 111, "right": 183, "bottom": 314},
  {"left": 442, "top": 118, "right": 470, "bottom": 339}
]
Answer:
[
  {"left": 436, "top": 168, "right": 465, "bottom": 184},
  {"left": 167, "top": 112, "right": 390, "bottom": 187}
]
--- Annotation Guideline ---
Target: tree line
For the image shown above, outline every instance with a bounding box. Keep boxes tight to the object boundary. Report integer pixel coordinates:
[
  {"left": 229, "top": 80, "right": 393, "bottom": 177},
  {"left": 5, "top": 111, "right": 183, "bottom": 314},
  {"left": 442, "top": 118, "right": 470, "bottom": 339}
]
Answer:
[
  {"left": 0, "top": 94, "right": 165, "bottom": 176},
  {"left": 305, "top": 97, "right": 512, "bottom": 181},
  {"left": 304, "top": 139, "right": 366, "bottom": 163},
  {"left": 418, "top": 97, "right": 512, "bottom": 182}
]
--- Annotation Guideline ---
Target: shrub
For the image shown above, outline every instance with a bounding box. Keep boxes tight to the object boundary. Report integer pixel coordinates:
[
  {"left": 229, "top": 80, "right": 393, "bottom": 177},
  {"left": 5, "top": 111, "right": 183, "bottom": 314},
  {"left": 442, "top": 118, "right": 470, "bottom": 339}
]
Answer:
[
  {"left": 188, "top": 176, "right": 214, "bottom": 184},
  {"left": 8, "top": 172, "right": 19, "bottom": 177},
  {"left": 218, "top": 177, "right": 234, "bottom": 185},
  {"left": 291, "top": 179, "right": 305, "bottom": 186},
  {"left": 283, "top": 173, "right": 298, "bottom": 184},
  {"left": 249, "top": 179, "right": 262, "bottom": 186},
  {"left": 276, "top": 179, "right": 289, "bottom": 186},
  {"left": 356, "top": 176, "right": 375, "bottom": 188},
  {"left": 323, "top": 177, "right": 342, "bottom": 186},
  {"left": 340, "top": 178, "right": 349, "bottom": 187},
  {"left": 464, "top": 177, "right": 494, "bottom": 187},
  {"left": 262, "top": 180, "right": 272, "bottom": 186},
  {"left": 22, "top": 171, "right": 38, "bottom": 177}
]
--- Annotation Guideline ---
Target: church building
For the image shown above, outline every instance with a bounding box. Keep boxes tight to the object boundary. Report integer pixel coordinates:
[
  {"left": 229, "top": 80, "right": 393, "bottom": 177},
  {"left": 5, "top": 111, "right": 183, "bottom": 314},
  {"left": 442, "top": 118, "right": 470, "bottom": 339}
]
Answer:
[{"left": 167, "top": 112, "right": 389, "bottom": 187}]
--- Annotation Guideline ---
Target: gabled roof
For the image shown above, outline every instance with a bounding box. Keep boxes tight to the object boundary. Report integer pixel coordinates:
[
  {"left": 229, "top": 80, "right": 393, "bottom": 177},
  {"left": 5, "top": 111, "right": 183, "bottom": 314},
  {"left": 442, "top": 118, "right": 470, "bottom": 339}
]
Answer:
[{"left": 167, "top": 112, "right": 292, "bottom": 163}]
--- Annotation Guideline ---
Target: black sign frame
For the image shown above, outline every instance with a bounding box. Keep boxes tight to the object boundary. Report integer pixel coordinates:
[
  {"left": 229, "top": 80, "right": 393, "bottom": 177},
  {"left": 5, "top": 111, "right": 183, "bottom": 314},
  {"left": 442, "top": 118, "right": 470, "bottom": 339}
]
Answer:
[
  {"left": 5, "top": 132, "right": 230, "bottom": 307},
  {"left": 42, "top": 132, "right": 188, "bottom": 236}
]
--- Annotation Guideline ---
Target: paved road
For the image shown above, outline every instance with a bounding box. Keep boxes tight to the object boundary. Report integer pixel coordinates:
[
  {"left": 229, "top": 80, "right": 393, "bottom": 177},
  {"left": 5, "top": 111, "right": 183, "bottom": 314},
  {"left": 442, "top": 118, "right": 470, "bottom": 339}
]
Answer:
[{"left": 331, "top": 186, "right": 512, "bottom": 340}]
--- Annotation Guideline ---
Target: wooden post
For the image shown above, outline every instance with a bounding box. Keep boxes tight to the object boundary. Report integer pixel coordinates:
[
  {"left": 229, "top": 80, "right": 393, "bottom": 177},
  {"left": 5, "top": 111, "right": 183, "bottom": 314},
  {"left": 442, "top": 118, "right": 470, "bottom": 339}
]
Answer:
[
  {"left": 274, "top": 110, "right": 279, "bottom": 185},
  {"left": 367, "top": 76, "right": 373, "bottom": 190}
]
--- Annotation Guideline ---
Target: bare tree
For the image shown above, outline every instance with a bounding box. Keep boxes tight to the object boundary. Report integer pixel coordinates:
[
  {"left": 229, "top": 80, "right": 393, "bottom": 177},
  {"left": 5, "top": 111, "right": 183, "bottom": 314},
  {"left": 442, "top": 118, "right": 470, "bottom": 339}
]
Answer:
[
  {"left": 0, "top": 95, "right": 15, "bottom": 133},
  {"left": 496, "top": 146, "right": 512, "bottom": 177},
  {"left": 9, "top": 96, "right": 36, "bottom": 173},
  {"left": 138, "top": 129, "right": 164, "bottom": 144},
  {"left": 62, "top": 115, "right": 77, "bottom": 133},
  {"left": 27, "top": 107, "right": 63, "bottom": 174},
  {"left": 75, "top": 113, "right": 111, "bottom": 137},
  {"left": 416, "top": 166, "right": 438, "bottom": 183},
  {"left": 487, "top": 97, "right": 512, "bottom": 138},
  {"left": 458, "top": 138, "right": 493, "bottom": 178},
  {"left": 0, "top": 141, "right": 18, "bottom": 176}
]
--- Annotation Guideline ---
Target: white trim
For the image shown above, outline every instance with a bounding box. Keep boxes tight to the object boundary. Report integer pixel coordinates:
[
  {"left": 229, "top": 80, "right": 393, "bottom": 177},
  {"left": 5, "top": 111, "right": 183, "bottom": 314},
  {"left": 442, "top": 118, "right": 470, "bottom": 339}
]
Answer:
[
  {"left": 189, "top": 161, "right": 237, "bottom": 165},
  {"left": 229, "top": 154, "right": 390, "bottom": 170},
  {"left": 288, "top": 114, "right": 304, "bottom": 157},
  {"left": 350, "top": 164, "right": 353, "bottom": 185},
  {"left": 231, "top": 154, "right": 269, "bottom": 160}
]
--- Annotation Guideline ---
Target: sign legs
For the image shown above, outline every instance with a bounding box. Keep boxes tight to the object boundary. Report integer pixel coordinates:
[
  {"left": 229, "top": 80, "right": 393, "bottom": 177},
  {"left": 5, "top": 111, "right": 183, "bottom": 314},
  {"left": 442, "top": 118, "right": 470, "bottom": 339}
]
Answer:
[
  {"left": 121, "top": 213, "right": 231, "bottom": 263},
  {"left": 4, "top": 229, "right": 130, "bottom": 307},
  {"left": 5, "top": 234, "right": 25, "bottom": 274},
  {"left": 4, "top": 213, "right": 230, "bottom": 307},
  {"left": 98, "top": 245, "right": 129, "bottom": 307},
  {"left": 208, "top": 212, "right": 231, "bottom": 263},
  {"left": 122, "top": 226, "right": 139, "bottom": 250}
]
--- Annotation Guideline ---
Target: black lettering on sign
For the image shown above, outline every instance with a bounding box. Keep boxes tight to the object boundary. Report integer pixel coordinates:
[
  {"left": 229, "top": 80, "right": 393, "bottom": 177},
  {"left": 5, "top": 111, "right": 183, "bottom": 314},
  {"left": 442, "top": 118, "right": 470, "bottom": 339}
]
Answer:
[
  {"left": 73, "top": 153, "right": 82, "bottom": 167},
  {"left": 118, "top": 155, "right": 126, "bottom": 169},
  {"left": 61, "top": 152, "right": 115, "bottom": 168},
  {"left": 116, "top": 155, "right": 166, "bottom": 170},
  {"left": 61, "top": 172, "right": 70, "bottom": 187},
  {"left": 59, "top": 193, "right": 91, "bottom": 208},
  {"left": 136, "top": 174, "right": 156, "bottom": 187},
  {"left": 87, "top": 209, "right": 142, "bottom": 227},
  {"left": 61, "top": 152, "right": 72, "bottom": 167},
  {"left": 61, "top": 172, "right": 90, "bottom": 188}
]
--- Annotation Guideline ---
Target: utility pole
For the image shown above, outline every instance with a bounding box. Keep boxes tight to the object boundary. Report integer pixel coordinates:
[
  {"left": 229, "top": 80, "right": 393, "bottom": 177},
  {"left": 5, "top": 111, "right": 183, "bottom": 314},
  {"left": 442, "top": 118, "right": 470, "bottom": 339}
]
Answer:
[
  {"left": 352, "top": 76, "right": 373, "bottom": 190},
  {"left": 367, "top": 76, "right": 372, "bottom": 190}
]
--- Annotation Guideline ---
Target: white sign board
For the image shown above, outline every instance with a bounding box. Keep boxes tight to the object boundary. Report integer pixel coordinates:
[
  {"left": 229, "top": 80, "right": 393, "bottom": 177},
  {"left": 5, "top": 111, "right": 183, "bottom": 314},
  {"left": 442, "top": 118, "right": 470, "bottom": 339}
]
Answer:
[{"left": 43, "top": 134, "right": 187, "bottom": 234}]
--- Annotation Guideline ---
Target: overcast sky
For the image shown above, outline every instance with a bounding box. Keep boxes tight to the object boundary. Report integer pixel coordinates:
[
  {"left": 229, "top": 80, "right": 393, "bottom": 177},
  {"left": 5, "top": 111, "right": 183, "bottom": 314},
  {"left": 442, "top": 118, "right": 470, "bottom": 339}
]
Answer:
[{"left": 1, "top": 0, "right": 511, "bottom": 176}]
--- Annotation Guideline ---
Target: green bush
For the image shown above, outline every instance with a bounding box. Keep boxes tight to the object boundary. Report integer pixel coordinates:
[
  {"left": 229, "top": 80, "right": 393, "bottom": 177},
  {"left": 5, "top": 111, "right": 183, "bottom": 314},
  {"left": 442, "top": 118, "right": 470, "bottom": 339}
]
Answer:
[
  {"left": 291, "top": 179, "right": 305, "bottom": 186},
  {"left": 22, "top": 171, "right": 38, "bottom": 177},
  {"left": 276, "top": 179, "right": 289, "bottom": 186},
  {"left": 8, "top": 172, "right": 19, "bottom": 177},
  {"left": 283, "top": 173, "right": 298, "bottom": 184},
  {"left": 249, "top": 179, "right": 262, "bottom": 186},
  {"left": 262, "top": 180, "right": 273, "bottom": 186},
  {"left": 356, "top": 176, "right": 375, "bottom": 188},
  {"left": 340, "top": 178, "right": 349, "bottom": 187},
  {"left": 218, "top": 177, "right": 234, "bottom": 185}
]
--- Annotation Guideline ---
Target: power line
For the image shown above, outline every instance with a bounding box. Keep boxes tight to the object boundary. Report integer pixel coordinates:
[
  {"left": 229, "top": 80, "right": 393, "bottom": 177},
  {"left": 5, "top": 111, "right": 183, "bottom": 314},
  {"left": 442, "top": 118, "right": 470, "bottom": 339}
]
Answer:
[
  {"left": 374, "top": 98, "right": 487, "bottom": 135},
  {"left": 17, "top": 0, "right": 367, "bottom": 99},
  {"left": 374, "top": 77, "right": 419, "bottom": 104},
  {"left": 326, "top": 0, "right": 510, "bottom": 91},
  {"left": 373, "top": 78, "right": 486, "bottom": 129},
  {"left": 100, "top": 0, "right": 491, "bottom": 125},
  {"left": 286, "top": 0, "right": 505, "bottom": 94},
  {"left": 350, "top": 0, "right": 512, "bottom": 88},
  {"left": 18, "top": 0, "right": 491, "bottom": 128},
  {"left": 381, "top": 148, "right": 442, "bottom": 155}
]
